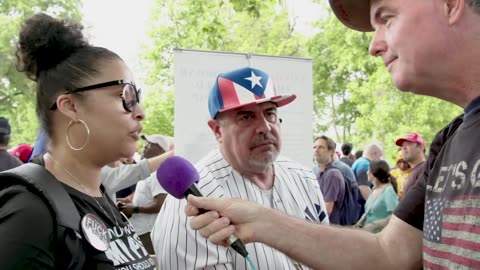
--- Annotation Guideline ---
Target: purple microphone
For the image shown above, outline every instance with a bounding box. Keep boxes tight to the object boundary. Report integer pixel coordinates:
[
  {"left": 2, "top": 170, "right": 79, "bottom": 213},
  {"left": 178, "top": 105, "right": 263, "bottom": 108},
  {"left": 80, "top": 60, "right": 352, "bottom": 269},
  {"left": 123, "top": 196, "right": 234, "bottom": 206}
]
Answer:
[
  {"left": 156, "top": 156, "right": 249, "bottom": 258},
  {"left": 156, "top": 155, "right": 202, "bottom": 200}
]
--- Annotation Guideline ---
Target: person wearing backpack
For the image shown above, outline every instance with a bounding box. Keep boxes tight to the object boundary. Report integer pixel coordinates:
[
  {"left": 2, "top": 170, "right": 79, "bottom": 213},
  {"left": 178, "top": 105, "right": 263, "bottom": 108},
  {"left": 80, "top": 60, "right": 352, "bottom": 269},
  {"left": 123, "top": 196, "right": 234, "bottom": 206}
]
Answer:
[
  {"left": 0, "top": 13, "right": 155, "bottom": 269},
  {"left": 332, "top": 151, "right": 361, "bottom": 225},
  {"left": 313, "top": 135, "right": 346, "bottom": 225}
]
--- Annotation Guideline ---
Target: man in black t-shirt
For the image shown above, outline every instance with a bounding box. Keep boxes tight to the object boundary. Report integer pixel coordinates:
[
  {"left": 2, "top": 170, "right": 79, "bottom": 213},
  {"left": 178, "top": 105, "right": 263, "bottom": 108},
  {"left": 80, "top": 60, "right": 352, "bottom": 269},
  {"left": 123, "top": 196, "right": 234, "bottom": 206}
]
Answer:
[
  {"left": 181, "top": 0, "right": 480, "bottom": 269},
  {"left": 0, "top": 117, "right": 22, "bottom": 172}
]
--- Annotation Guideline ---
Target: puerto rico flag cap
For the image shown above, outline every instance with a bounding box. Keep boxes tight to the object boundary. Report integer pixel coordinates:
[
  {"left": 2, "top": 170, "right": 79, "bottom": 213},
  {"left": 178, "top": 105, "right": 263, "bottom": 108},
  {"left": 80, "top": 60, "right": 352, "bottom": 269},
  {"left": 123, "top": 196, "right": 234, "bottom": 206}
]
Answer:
[{"left": 208, "top": 67, "right": 296, "bottom": 119}]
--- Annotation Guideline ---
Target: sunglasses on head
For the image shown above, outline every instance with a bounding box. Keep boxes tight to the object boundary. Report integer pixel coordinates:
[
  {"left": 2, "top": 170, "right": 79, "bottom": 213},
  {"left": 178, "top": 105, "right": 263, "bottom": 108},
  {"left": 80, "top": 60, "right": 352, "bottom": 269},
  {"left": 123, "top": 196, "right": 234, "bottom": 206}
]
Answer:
[{"left": 49, "top": 80, "right": 141, "bottom": 113}]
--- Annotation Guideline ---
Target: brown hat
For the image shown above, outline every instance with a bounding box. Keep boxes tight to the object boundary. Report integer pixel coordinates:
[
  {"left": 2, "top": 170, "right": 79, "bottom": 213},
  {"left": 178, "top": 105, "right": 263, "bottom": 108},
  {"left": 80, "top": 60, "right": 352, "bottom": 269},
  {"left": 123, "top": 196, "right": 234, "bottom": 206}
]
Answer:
[{"left": 328, "top": 0, "right": 373, "bottom": 32}]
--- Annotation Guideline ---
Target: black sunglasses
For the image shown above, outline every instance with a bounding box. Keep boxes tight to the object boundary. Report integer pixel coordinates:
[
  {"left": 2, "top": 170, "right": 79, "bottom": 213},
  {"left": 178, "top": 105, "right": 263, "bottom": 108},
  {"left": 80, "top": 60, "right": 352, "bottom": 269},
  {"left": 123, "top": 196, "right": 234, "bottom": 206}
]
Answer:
[{"left": 49, "top": 80, "right": 141, "bottom": 112}]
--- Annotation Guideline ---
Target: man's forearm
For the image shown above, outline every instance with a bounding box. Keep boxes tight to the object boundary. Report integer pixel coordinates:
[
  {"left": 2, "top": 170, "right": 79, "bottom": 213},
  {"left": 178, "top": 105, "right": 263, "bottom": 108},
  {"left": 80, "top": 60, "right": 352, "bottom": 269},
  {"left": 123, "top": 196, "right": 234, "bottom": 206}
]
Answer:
[
  {"left": 137, "top": 194, "right": 167, "bottom": 214},
  {"left": 137, "top": 203, "right": 160, "bottom": 214},
  {"left": 147, "top": 151, "right": 173, "bottom": 172},
  {"left": 256, "top": 210, "right": 422, "bottom": 270},
  {"left": 365, "top": 216, "right": 391, "bottom": 232}
]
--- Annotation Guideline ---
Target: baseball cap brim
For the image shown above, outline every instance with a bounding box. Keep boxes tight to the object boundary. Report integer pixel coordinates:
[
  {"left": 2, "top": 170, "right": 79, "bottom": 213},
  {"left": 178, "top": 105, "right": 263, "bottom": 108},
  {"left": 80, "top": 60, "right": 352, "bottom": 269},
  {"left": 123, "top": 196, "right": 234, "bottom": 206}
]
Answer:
[
  {"left": 395, "top": 138, "right": 408, "bottom": 147},
  {"left": 141, "top": 134, "right": 151, "bottom": 142},
  {"left": 329, "top": 0, "right": 373, "bottom": 32},
  {"left": 218, "top": 94, "right": 296, "bottom": 114},
  {"left": 141, "top": 134, "right": 172, "bottom": 151},
  {"left": 395, "top": 138, "right": 425, "bottom": 147}
]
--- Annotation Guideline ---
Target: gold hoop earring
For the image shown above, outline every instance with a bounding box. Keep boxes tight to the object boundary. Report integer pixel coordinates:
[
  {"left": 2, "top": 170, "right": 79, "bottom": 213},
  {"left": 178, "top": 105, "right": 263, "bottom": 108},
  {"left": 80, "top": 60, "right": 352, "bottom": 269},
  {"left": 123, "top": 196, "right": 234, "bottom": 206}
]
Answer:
[{"left": 66, "top": 119, "right": 90, "bottom": 151}]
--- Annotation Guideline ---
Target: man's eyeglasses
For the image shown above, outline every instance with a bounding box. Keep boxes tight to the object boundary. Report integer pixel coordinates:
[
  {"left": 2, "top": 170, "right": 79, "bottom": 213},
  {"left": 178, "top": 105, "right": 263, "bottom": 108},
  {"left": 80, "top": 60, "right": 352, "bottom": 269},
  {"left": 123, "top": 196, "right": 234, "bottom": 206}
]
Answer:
[{"left": 49, "top": 80, "right": 141, "bottom": 113}]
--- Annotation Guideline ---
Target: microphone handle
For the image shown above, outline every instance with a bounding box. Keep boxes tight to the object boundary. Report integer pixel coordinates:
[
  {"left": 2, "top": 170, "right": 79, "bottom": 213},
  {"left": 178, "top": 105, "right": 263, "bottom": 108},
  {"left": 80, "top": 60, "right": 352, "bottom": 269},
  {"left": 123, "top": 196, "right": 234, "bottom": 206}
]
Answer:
[
  {"left": 184, "top": 184, "right": 207, "bottom": 214},
  {"left": 184, "top": 185, "right": 249, "bottom": 258},
  {"left": 227, "top": 235, "right": 249, "bottom": 258}
]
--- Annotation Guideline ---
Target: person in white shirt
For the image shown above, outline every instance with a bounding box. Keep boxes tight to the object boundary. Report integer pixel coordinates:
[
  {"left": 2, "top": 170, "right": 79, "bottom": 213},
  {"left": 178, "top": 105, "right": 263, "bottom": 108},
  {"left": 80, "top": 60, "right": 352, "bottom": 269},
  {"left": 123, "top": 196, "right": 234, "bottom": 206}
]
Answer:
[
  {"left": 118, "top": 134, "right": 173, "bottom": 254},
  {"left": 151, "top": 67, "right": 328, "bottom": 269}
]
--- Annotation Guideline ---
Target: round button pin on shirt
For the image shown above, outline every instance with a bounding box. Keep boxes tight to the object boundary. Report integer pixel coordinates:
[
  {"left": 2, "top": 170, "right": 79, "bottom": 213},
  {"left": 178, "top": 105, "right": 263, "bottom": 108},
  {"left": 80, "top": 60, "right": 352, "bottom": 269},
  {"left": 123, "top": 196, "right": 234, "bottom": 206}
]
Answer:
[{"left": 81, "top": 213, "right": 110, "bottom": 251}]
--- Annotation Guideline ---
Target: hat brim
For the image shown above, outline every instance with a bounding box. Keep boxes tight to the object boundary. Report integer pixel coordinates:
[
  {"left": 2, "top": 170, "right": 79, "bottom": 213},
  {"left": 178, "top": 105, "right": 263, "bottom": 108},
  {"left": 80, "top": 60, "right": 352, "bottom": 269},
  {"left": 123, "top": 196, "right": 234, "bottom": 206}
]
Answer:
[
  {"left": 329, "top": 0, "right": 373, "bottom": 32},
  {"left": 141, "top": 134, "right": 152, "bottom": 143},
  {"left": 395, "top": 138, "right": 407, "bottom": 147},
  {"left": 141, "top": 134, "right": 172, "bottom": 151},
  {"left": 218, "top": 94, "right": 297, "bottom": 115},
  {"left": 395, "top": 138, "right": 426, "bottom": 147}
]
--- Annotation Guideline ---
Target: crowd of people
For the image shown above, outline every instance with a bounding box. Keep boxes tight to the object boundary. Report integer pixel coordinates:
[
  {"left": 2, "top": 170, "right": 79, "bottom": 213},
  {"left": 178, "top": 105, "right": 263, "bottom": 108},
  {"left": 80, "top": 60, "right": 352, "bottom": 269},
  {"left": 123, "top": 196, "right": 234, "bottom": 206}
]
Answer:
[{"left": 2, "top": 0, "right": 480, "bottom": 268}]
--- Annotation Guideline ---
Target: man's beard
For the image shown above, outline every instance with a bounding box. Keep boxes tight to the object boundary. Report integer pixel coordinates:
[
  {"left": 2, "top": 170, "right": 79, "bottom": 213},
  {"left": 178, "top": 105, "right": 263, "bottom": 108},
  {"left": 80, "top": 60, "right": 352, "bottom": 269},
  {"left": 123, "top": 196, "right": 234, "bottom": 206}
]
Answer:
[
  {"left": 248, "top": 133, "right": 279, "bottom": 169},
  {"left": 248, "top": 150, "right": 278, "bottom": 169}
]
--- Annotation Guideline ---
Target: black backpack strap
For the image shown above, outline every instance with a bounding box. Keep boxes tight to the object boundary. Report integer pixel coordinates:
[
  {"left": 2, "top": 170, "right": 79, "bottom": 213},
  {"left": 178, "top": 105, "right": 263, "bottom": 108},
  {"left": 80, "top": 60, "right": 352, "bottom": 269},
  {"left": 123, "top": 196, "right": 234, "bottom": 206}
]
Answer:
[
  {"left": 0, "top": 163, "right": 86, "bottom": 270},
  {"left": 0, "top": 163, "right": 81, "bottom": 232}
]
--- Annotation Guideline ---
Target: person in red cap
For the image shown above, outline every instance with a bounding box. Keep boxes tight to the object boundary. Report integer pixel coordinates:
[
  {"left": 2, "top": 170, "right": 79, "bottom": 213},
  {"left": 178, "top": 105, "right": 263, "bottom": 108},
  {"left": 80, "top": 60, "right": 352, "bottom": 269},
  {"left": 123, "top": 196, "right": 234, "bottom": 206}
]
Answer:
[
  {"left": 395, "top": 132, "right": 426, "bottom": 196},
  {"left": 181, "top": 0, "right": 480, "bottom": 269},
  {"left": 8, "top": 144, "right": 33, "bottom": 164}
]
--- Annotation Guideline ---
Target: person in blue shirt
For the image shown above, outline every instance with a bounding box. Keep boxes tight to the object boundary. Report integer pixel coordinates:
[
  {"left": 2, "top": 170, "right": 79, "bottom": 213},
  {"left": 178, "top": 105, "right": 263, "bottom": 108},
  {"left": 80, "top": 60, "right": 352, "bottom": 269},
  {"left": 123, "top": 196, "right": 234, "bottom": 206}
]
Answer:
[
  {"left": 28, "top": 129, "right": 48, "bottom": 162},
  {"left": 351, "top": 143, "right": 384, "bottom": 215}
]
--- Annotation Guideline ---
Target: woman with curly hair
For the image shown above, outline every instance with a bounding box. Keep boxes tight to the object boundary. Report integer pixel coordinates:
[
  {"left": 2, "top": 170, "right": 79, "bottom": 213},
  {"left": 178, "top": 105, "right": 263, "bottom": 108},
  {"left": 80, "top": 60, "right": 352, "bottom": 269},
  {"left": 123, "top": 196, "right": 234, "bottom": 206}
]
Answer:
[{"left": 0, "top": 13, "right": 155, "bottom": 269}]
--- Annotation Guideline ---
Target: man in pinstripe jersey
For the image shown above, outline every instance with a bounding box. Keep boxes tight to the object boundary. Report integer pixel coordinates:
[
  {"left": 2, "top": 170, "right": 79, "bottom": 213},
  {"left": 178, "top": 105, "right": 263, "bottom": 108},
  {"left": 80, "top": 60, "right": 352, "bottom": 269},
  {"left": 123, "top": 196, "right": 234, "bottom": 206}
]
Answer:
[
  {"left": 151, "top": 67, "right": 329, "bottom": 269},
  {"left": 186, "top": 0, "right": 480, "bottom": 269}
]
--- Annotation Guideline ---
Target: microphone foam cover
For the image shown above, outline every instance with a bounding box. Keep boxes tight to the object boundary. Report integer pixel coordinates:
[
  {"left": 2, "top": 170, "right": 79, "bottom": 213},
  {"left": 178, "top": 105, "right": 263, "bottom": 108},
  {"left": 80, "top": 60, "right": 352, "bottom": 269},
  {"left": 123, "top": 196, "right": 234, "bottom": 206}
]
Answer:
[{"left": 156, "top": 156, "right": 200, "bottom": 199}]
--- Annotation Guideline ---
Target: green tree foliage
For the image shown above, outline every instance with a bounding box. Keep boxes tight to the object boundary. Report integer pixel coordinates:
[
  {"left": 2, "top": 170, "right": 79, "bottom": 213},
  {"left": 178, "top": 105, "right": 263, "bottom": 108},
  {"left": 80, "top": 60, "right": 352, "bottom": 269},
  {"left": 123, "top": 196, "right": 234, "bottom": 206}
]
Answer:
[
  {"left": 309, "top": 14, "right": 375, "bottom": 142},
  {"left": 0, "top": 0, "right": 81, "bottom": 146},
  {"left": 141, "top": 0, "right": 305, "bottom": 136},
  {"left": 3, "top": 0, "right": 464, "bottom": 163},
  {"left": 141, "top": 89, "right": 174, "bottom": 137},
  {"left": 355, "top": 68, "right": 462, "bottom": 162},
  {"left": 308, "top": 11, "right": 462, "bottom": 161}
]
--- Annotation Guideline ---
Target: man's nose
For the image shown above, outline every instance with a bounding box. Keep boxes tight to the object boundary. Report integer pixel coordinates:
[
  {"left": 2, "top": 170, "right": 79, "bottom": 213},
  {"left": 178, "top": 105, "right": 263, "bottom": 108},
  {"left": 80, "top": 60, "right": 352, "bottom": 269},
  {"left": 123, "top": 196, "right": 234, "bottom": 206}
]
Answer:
[
  {"left": 255, "top": 115, "right": 272, "bottom": 134},
  {"left": 369, "top": 29, "right": 387, "bottom": 57}
]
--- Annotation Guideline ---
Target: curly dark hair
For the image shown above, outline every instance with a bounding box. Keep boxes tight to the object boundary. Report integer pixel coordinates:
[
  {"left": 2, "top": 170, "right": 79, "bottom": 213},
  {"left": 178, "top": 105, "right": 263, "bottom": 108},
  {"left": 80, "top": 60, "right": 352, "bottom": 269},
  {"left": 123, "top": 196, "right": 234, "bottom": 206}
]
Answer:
[{"left": 15, "top": 13, "right": 121, "bottom": 136}]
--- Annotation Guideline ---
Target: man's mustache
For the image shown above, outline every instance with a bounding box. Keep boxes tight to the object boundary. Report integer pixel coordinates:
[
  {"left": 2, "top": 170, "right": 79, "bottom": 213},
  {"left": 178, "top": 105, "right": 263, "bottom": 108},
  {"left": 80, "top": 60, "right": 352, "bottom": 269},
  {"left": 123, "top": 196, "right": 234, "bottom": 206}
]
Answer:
[{"left": 250, "top": 133, "right": 277, "bottom": 149}]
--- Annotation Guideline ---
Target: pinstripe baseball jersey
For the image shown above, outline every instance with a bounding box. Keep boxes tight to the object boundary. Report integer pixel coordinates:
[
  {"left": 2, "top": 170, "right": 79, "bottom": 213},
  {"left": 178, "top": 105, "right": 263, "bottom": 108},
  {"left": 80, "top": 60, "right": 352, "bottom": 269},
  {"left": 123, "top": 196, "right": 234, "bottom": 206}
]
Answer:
[{"left": 151, "top": 149, "right": 329, "bottom": 270}]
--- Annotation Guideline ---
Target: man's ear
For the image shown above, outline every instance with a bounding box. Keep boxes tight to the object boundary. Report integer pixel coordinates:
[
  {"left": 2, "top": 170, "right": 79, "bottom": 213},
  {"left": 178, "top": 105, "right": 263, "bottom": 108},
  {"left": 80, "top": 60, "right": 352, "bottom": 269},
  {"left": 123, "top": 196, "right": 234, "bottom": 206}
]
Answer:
[
  {"left": 56, "top": 94, "right": 79, "bottom": 121},
  {"left": 208, "top": 119, "right": 223, "bottom": 143},
  {"left": 443, "top": 0, "right": 465, "bottom": 25}
]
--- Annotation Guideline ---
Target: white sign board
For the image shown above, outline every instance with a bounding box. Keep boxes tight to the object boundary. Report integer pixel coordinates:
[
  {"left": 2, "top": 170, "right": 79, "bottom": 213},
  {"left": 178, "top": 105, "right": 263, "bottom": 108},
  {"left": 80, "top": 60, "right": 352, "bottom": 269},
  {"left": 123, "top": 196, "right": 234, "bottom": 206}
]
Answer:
[{"left": 174, "top": 49, "right": 313, "bottom": 167}]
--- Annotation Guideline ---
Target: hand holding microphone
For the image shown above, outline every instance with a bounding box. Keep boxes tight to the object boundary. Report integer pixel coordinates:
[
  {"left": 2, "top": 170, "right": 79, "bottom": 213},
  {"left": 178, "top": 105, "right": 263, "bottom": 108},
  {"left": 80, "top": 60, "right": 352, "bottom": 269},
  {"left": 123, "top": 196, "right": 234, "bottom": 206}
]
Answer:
[
  {"left": 156, "top": 156, "right": 250, "bottom": 258},
  {"left": 185, "top": 195, "right": 264, "bottom": 247}
]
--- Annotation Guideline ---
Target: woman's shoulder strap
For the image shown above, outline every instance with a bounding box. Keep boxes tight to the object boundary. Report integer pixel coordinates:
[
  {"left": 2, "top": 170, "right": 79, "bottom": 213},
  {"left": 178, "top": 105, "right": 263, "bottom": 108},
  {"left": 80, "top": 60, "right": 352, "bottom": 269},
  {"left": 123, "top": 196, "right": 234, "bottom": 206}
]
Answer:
[{"left": 0, "top": 163, "right": 81, "bottom": 232}]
